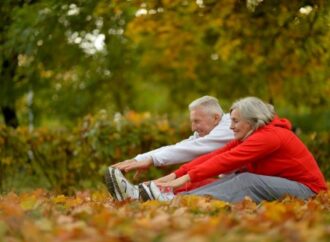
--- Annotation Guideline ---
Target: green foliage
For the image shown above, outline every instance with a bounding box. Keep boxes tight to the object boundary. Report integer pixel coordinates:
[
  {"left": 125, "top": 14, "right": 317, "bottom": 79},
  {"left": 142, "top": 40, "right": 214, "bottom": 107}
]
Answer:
[
  {"left": 126, "top": 0, "right": 330, "bottom": 110},
  {"left": 300, "top": 132, "right": 330, "bottom": 179},
  {"left": 0, "top": 112, "right": 329, "bottom": 194},
  {"left": 1, "top": 0, "right": 330, "bottom": 127},
  {"left": 0, "top": 111, "right": 190, "bottom": 194}
]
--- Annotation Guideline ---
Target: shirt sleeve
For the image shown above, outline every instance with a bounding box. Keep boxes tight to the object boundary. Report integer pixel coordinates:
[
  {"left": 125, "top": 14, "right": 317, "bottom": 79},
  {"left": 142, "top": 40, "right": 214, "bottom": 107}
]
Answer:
[
  {"left": 187, "top": 130, "right": 281, "bottom": 182},
  {"left": 134, "top": 134, "right": 196, "bottom": 162},
  {"left": 151, "top": 114, "right": 234, "bottom": 166}
]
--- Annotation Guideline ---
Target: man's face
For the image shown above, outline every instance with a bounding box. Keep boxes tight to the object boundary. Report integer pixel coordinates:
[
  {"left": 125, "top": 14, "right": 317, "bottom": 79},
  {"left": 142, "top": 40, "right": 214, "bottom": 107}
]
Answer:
[{"left": 190, "top": 108, "right": 220, "bottom": 137}]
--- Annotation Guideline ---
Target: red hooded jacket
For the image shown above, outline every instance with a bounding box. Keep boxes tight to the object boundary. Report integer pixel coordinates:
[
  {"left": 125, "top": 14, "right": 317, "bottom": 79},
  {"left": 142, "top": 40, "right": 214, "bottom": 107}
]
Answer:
[{"left": 174, "top": 117, "right": 327, "bottom": 193}]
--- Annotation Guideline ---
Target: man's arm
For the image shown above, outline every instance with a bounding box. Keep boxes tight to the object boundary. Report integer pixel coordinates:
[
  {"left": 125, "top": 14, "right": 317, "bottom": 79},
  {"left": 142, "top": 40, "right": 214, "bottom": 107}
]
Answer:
[
  {"left": 112, "top": 156, "right": 155, "bottom": 173},
  {"left": 112, "top": 114, "right": 233, "bottom": 171},
  {"left": 111, "top": 135, "right": 196, "bottom": 171},
  {"left": 152, "top": 115, "right": 233, "bottom": 166}
]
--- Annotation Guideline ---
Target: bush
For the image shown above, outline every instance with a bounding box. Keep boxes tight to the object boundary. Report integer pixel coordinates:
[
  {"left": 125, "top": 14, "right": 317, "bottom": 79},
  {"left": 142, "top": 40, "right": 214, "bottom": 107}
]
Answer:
[
  {"left": 299, "top": 132, "right": 330, "bottom": 179},
  {"left": 0, "top": 111, "right": 329, "bottom": 194},
  {"left": 0, "top": 111, "right": 190, "bottom": 194}
]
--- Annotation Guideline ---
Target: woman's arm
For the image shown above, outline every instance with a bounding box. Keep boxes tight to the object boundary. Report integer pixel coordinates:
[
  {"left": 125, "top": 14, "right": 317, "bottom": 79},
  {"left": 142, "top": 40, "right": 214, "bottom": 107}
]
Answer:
[
  {"left": 156, "top": 174, "right": 191, "bottom": 189},
  {"left": 153, "top": 173, "right": 176, "bottom": 184},
  {"left": 174, "top": 140, "right": 239, "bottom": 177},
  {"left": 188, "top": 131, "right": 281, "bottom": 182}
]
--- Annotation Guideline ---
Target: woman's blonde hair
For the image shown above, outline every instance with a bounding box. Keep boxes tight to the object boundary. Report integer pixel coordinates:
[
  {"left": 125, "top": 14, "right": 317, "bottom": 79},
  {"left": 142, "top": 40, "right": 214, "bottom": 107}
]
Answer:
[{"left": 230, "top": 97, "right": 275, "bottom": 131}]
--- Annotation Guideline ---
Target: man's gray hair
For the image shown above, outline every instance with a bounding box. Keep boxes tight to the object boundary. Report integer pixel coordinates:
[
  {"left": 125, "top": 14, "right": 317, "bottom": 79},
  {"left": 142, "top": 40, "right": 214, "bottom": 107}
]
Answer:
[
  {"left": 189, "top": 96, "right": 223, "bottom": 115},
  {"left": 230, "top": 97, "right": 275, "bottom": 130}
]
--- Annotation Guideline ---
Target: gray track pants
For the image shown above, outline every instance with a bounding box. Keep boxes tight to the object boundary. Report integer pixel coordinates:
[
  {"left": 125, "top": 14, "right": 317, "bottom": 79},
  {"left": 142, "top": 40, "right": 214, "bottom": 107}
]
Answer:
[{"left": 180, "top": 172, "right": 315, "bottom": 203}]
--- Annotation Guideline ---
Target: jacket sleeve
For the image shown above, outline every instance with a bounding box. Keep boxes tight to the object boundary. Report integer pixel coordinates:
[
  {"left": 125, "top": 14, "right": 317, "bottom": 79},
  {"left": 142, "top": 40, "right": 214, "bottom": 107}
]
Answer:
[
  {"left": 187, "top": 130, "right": 281, "bottom": 182},
  {"left": 174, "top": 140, "right": 239, "bottom": 177},
  {"left": 151, "top": 115, "right": 234, "bottom": 166}
]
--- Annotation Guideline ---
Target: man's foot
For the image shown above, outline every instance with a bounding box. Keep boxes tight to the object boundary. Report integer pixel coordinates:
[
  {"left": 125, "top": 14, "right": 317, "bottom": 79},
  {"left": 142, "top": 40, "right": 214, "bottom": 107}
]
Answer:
[
  {"left": 104, "top": 167, "right": 139, "bottom": 201},
  {"left": 104, "top": 167, "right": 121, "bottom": 200},
  {"left": 139, "top": 182, "right": 174, "bottom": 202}
]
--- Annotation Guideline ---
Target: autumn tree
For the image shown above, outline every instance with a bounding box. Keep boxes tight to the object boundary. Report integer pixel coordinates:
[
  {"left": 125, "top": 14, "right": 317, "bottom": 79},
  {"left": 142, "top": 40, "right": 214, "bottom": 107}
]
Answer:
[
  {"left": 0, "top": 0, "right": 139, "bottom": 126},
  {"left": 1, "top": 0, "right": 329, "bottom": 127},
  {"left": 126, "top": 0, "right": 330, "bottom": 109}
]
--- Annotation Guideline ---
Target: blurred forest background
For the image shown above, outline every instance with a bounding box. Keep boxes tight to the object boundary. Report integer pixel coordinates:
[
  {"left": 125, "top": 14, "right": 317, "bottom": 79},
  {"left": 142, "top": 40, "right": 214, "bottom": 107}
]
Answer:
[{"left": 0, "top": 0, "right": 329, "bottom": 193}]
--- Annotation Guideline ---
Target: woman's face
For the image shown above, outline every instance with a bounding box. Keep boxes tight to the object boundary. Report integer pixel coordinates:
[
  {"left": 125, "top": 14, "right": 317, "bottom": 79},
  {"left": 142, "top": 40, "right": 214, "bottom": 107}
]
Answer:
[{"left": 230, "top": 108, "right": 253, "bottom": 141}]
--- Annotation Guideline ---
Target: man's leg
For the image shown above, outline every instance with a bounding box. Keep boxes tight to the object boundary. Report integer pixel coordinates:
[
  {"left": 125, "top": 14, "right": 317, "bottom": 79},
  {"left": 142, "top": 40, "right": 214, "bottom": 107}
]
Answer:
[{"left": 181, "top": 172, "right": 315, "bottom": 203}]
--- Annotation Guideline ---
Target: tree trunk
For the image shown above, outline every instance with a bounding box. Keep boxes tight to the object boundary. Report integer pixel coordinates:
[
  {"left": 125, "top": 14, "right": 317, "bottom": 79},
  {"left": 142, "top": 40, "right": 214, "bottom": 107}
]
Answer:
[{"left": 1, "top": 105, "right": 18, "bottom": 128}]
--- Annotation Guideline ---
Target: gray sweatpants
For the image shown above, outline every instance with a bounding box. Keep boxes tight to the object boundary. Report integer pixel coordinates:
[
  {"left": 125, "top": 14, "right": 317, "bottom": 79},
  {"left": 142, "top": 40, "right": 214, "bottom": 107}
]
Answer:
[{"left": 180, "top": 172, "right": 315, "bottom": 203}]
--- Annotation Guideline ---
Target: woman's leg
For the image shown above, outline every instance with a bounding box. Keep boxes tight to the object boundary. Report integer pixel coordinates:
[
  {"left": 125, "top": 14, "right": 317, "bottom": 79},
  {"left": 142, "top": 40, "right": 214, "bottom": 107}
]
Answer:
[
  {"left": 180, "top": 172, "right": 315, "bottom": 203},
  {"left": 174, "top": 178, "right": 218, "bottom": 194}
]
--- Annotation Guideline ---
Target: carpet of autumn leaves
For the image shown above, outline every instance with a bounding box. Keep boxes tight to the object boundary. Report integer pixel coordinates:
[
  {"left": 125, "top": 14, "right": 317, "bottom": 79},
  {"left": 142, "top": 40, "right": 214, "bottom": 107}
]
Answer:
[{"left": 0, "top": 188, "right": 330, "bottom": 242}]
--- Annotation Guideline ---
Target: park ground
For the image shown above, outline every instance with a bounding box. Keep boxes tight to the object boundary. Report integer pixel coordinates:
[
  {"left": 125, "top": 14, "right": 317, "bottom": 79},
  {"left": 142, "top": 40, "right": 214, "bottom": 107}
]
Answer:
[{"left": 0, "top": 187, "right": 330, "bottom": 242}]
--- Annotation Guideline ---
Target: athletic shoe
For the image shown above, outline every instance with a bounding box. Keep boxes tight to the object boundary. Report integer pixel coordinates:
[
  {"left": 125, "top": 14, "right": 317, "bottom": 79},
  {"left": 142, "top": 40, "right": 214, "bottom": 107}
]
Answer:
[
  {"left": 138, "top": 183, "right": 155, "bottom": 201},
  {"left": 104, "top": 167, "right": 121, "bottom": 200},
  {"left": 139, "top": 182, "right": 174, "bottom": 202},
  {"left": 105, "top": 167, "right": 139, "bottom": 201}
]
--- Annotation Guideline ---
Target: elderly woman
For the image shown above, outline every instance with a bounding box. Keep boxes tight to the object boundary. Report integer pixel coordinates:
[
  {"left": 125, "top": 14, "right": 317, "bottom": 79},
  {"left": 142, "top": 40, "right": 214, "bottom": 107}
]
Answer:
[{"left": 109, "top": 97, "right": 327, "bottom": 203}]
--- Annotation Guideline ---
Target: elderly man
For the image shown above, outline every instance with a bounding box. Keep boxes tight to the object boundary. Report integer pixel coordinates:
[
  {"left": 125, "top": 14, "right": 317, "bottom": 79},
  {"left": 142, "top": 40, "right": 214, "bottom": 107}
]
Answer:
[{"left": 105, "top": 95, "right": 234, "bottom": 201}]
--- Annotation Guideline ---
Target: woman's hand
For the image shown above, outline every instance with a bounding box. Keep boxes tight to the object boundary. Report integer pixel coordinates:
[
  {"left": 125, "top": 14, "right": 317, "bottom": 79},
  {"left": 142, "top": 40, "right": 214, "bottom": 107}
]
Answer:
[
  {"left": 154, "top": 173, "right": 176, "bottom": 184},
  {"left": 156, "top": 174, "right": 191, "bottom": 189}
]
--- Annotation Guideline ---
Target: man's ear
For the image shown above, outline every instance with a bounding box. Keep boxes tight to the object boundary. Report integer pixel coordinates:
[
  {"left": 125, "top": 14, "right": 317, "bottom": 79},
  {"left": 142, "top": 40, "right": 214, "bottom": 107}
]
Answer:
[{"left": 214, "top": 113, "right": 221, "bottom": 122}]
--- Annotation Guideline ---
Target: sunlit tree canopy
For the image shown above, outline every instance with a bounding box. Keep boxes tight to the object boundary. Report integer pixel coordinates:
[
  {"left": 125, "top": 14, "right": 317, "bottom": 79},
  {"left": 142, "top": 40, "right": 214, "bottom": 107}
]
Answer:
[{"left": 0, "top": 0, "right": 329, "bottom": 128}]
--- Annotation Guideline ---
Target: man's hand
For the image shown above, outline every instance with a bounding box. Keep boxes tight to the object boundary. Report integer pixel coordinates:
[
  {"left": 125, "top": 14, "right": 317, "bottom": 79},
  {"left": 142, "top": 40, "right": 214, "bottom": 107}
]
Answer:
[
  {"left": 156, "top": 174, "right": 190, "bottom": 189},
  {"left": 112, "top": 159, "right": 137, "bottom": 170},
  {"left": 112, "top": 158, "right": 153, "bottom": 173}
]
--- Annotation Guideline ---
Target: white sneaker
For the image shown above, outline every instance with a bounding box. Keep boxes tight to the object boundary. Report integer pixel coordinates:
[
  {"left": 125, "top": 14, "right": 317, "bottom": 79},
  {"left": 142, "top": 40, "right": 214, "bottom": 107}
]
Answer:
[
  {"left": 138, "top": 183, "right": 154, "bottom": 201},
  {"left": 105, "top": 167, "right": 139, "bottom": 201},
  {"left": 105, "top": 167, "right": 121, "bottom": 200},
  {"left": 139, "top": 182, "right": 174, "bottom": 202}
]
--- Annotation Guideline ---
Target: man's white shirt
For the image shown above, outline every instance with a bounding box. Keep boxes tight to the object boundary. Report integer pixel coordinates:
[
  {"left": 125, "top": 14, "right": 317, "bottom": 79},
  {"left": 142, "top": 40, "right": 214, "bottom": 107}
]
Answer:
[{"left": 134, "top": 113, "right": 234, "bottom": 166}]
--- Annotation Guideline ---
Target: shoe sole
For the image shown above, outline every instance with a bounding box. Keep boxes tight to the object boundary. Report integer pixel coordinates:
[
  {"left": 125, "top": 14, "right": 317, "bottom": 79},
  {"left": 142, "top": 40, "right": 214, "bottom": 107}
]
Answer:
[
  {"left": 104, "top": 168, "right": 123, "bottom": 201},
  {"left": 139, "top": 183, "right": 155, "bottom": 201}
]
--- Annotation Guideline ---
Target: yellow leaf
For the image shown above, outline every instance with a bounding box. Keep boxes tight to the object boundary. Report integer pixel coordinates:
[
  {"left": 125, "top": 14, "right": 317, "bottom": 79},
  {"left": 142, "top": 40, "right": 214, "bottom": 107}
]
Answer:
[
  {"left": 157, "top": 119, "right": 170, "bottom": 132},
  {"left": 91, "top": 191, "right": 108, "bottom": 202},
  {"left": 210, "top": 200, "right": 230, "bottom": 210},
  {"left": 52, "top": 195, "right": 66, "bottom": 204},
  {"left": 141, "top": 200, "right": 166, "bottom": 209},
  {"left": 65, "top": 197, "right": 83, "bottom": 208},
  {"left": 20, "top": 195, "right": 37, "bottom": 211},
  {"left": 262, "top": 202, "right": 287, "bottom": 222}
]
